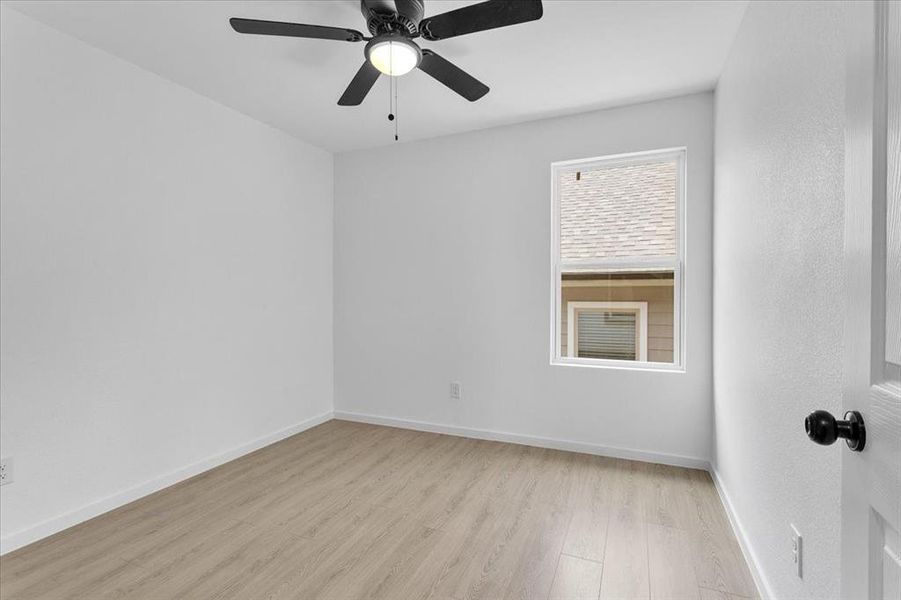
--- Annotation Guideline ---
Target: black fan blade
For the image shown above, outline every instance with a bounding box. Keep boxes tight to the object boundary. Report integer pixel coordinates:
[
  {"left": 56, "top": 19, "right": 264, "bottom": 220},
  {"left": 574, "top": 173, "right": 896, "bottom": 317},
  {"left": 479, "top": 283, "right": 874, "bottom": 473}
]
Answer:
[
  {"left": 419, "top": 0, "right": 542, "bottom": 41},
  {"left": 338, "top": 61, "right": 381, "bottom": 106},
  {"left": 418, "top": 50, "right": 489, "bottom": 101},
  {"left": 229, "top": 18, "right": 365, "bottom": 42}
]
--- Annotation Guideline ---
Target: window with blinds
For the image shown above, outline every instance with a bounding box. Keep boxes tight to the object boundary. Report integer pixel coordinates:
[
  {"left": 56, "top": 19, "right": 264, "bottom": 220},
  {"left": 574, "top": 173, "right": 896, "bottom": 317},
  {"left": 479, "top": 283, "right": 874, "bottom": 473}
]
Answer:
[
  {"left": 551, "top": 148, "right": 684, "bottom": 369},
  {"left": 576, "top": 311, "right": 637, "bottom": 360},
  {"left": 567, "top": 301, "right": 648, "bottom": 362}
]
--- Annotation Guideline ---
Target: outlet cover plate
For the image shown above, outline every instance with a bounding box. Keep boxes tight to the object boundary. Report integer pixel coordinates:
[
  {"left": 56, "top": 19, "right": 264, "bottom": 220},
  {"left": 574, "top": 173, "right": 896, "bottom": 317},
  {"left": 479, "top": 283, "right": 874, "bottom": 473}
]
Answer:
[
  {"left": 790, "top": 523, "right": 802, "bottom": 578},
  {"left": 0, "top": 457, "right": 13, "bottom": 486}
]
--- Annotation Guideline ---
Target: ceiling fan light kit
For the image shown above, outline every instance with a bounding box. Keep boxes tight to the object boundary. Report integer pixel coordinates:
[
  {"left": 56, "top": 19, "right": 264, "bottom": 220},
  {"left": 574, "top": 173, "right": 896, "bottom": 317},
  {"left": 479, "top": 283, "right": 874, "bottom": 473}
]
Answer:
[
  {"left": 229, "top": 0, "right": 544, "bottom": 114},
  {"left": 366, "top": 35, "right": 421, "bottom": 76}
]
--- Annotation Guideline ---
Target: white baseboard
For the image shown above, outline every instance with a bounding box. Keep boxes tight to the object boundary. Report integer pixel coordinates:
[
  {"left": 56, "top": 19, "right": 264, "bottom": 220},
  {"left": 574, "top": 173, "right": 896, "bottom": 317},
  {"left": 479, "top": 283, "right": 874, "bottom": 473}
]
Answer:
[
  {"left": 0, "top": 410, "right": 333, "bottom": 556},
  {"left": 333, "top": 410, "right": 710, "bottom": 470},
  {"left": 709, "top": 467, "right": 774, "bottom": 600}
]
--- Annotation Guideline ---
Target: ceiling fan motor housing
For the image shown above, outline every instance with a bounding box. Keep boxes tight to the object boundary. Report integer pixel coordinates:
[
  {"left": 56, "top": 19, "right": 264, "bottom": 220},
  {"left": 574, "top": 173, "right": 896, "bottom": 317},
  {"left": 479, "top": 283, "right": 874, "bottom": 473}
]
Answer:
[{"left": 361, "top": 0, "right": 425, "bottom": 36}]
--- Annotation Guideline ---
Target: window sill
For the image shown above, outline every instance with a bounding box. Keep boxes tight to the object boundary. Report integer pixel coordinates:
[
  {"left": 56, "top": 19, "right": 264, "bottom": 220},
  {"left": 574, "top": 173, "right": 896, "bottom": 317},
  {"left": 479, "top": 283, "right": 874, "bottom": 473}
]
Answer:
[{"left": 550, "top": 357, "right": 685, "bottom": 373}]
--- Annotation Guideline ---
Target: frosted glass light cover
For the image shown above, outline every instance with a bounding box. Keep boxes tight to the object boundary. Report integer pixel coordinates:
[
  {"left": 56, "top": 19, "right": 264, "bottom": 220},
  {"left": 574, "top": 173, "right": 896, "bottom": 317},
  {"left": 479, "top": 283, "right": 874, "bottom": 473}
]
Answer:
[{"left": 368, "top": 41, "right": 418, "bottom": 76}]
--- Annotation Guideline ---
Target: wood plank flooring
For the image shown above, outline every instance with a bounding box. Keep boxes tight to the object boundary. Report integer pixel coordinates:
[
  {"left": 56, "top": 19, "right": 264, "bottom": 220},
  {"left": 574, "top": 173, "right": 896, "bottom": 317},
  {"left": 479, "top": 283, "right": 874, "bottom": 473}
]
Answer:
[{"left": 0, "top": 420, "right": 758, "bottom": 600}]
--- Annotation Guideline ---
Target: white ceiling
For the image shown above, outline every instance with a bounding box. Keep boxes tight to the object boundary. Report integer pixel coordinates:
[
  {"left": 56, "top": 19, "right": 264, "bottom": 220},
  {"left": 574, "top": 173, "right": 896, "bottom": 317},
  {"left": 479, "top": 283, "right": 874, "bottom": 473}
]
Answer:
[{"left": 7, "top": 0, "right": 748, "bottom": 152}]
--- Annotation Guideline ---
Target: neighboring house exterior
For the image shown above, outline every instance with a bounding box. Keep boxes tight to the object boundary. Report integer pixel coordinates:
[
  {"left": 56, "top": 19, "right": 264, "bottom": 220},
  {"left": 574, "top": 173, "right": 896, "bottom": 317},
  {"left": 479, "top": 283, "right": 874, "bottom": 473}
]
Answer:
[{"left": 558, "top": 160, "right": 676, "bottom": 363}]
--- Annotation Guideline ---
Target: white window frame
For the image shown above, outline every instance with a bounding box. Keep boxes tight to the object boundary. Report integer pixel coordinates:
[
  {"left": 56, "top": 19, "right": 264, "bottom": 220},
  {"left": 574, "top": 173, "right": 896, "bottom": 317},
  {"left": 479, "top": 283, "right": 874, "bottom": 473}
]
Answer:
[
  {"left": 550, "top": 147, "right": 686, "bottom": 372},
  {"left": 567, "top": 301, "right": 648, "bottom": 362}
]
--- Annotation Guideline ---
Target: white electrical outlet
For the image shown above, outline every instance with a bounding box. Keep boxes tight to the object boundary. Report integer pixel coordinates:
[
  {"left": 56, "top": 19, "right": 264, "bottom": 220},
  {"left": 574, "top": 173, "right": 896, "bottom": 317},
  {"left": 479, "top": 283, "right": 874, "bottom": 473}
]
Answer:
[
  {"left": 0, "top": 457, "right": 13, "bottom": 486},
  {"left": 790, "top": 524, "right": 802, "bottom": 578},
  {"left": 449, "top": 381, "right": 462, "bottom": 400}
]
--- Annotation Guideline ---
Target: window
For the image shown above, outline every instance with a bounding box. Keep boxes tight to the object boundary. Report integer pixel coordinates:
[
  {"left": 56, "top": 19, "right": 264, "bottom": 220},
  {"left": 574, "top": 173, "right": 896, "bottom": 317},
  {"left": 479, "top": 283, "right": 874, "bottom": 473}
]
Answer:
[
  {"left": 551, "top": 148, "right": 685, "bottom": 369},
  {"left": 567, "top": 302, "right": 648, "bottom": 361}
]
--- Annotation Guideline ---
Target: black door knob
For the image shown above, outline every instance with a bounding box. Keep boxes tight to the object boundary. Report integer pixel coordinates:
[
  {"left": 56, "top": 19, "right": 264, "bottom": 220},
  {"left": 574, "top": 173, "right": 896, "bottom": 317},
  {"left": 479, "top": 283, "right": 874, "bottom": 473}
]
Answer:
[{"left": 805, "top": 410, "right": 866, "bottom": 452}]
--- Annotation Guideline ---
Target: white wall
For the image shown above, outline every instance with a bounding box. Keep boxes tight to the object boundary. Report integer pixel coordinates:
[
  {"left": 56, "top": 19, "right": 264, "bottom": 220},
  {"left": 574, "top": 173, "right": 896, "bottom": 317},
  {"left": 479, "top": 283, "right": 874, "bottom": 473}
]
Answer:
[
  {"left": 0, "top": 7, "right": 333, "bottom": 553},
  {"left": 334, "top": 93, "right": 714, "bottom": 464},
  {"left": 712, "top": 2, "right": 846, "bottom": 598}
]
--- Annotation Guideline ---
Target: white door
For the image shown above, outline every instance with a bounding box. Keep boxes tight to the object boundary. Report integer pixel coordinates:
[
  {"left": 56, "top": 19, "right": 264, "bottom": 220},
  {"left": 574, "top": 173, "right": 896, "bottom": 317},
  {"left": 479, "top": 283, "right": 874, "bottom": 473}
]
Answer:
[{"left": 841, "top": 1, "right": 901, "bottom": 598}]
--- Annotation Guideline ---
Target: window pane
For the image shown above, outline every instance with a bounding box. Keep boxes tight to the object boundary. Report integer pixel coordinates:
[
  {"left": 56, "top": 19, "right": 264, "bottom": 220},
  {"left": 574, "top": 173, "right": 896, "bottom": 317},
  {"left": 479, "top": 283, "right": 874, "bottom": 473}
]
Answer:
[
  {"left": 560, "top": 271, "right": 674, "bottom": 364},
  {"left": 559, "top": 160, "right": 677, "bottom": 260}
]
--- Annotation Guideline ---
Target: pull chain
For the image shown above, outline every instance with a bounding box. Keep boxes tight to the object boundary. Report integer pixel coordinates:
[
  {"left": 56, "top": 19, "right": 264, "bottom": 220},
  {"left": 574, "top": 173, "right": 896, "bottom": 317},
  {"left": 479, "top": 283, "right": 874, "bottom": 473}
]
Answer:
[
  {"left": 387, "top": 57, "right": 393, "bottom": 120},
  {"left": 385, "top": 42, "right": 398, "bottom": 142}
]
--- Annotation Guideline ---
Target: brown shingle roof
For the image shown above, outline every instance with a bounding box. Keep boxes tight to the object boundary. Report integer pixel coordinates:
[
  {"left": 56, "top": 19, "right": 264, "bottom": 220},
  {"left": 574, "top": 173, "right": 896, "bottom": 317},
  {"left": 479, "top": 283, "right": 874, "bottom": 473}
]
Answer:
[{"left": 559, "top": 161, "right": 676, "bottom": 260}]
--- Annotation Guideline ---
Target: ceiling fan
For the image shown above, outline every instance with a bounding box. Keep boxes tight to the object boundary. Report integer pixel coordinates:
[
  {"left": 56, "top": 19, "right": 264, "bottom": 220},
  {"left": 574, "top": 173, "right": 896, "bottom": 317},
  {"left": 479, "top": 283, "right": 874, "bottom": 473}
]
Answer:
[{"left": 229, "top": 0, "right": 543, "bottom": 106}]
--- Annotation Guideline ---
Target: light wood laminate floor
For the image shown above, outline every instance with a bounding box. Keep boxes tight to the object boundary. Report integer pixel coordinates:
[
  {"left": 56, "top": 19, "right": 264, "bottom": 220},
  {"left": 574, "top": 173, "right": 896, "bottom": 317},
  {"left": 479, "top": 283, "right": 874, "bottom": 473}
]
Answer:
[{"left": 0, "top": 420, "right": 758, "bottom": 600}]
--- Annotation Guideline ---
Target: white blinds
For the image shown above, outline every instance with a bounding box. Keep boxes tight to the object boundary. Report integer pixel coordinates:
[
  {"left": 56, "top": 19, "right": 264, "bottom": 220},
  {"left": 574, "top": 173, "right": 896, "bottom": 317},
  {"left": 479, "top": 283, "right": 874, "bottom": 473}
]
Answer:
[{"left": 576, "top": 311, "right": 637, "bottom": 360}]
